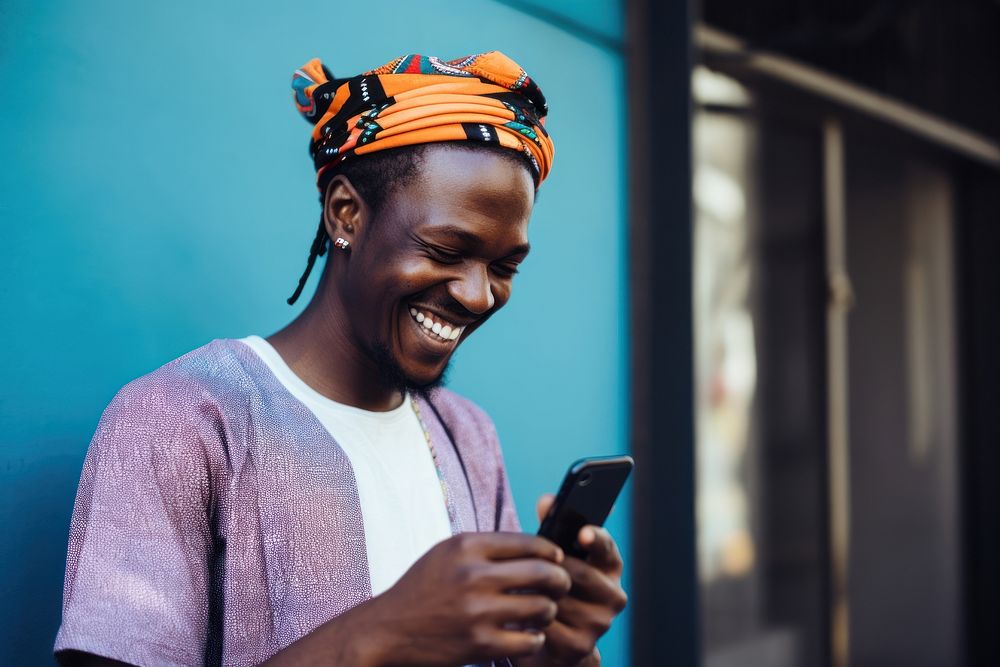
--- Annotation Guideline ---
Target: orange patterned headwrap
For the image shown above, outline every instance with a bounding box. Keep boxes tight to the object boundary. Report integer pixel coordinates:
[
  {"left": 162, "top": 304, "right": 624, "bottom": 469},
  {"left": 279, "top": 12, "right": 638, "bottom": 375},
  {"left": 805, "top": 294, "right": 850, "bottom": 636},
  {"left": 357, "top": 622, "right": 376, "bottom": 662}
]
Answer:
[{"left": 291, "top": 52, "right": 555, "bottom": 192}]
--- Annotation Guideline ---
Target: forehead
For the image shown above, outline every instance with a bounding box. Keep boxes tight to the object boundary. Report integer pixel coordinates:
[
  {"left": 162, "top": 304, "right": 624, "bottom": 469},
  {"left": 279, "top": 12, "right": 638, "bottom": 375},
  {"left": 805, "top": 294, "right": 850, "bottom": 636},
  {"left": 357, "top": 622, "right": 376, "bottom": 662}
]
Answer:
[{"left": 391, "top": 145, "right": 535, "bottom": 244}]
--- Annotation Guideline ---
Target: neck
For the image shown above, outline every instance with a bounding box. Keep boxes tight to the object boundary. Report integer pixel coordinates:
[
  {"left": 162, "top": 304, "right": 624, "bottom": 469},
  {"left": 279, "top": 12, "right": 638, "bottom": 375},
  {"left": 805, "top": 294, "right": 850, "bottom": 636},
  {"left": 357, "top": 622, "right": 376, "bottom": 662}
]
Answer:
[{"left": 267, "top": 267, "right": 405, "bottom": 412}]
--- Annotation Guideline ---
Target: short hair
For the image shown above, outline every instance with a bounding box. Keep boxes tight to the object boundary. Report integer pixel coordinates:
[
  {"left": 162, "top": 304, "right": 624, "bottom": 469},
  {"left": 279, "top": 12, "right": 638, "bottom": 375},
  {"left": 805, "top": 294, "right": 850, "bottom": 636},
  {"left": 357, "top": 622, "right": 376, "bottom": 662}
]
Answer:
[{"left": 286, "top": 142, "right": 537, "bottom": 304}]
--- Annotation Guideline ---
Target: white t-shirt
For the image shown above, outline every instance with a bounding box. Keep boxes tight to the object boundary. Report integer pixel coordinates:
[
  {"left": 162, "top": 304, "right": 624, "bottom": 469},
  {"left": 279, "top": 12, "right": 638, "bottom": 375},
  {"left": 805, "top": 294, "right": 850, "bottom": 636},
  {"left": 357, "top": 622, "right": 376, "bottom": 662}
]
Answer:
[{"left": 240, "top": 335, "right": 453, "bottom": 596}]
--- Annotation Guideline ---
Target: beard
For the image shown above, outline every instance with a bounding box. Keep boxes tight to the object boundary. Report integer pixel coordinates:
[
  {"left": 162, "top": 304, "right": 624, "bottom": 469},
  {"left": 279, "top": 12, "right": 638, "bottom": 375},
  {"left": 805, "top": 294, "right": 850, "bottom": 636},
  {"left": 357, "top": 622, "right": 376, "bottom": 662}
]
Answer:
[{"left": 370, "top": 340, "right": 450, "bottom": 401}]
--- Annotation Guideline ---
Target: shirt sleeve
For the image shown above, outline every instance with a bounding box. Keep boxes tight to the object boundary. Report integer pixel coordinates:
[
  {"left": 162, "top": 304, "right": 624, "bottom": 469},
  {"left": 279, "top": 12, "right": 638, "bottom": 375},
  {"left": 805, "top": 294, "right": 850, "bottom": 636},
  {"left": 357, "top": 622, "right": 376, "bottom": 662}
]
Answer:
[{"left": 54, "top": 379, "right": 219, "bottom": 666}]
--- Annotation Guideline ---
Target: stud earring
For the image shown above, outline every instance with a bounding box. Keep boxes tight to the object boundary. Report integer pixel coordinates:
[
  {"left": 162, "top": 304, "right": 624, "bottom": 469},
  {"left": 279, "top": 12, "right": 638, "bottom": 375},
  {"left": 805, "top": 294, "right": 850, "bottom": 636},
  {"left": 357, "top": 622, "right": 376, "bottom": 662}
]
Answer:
[{"left": 333, "top": 237, "right": 351, "bottom": 251}]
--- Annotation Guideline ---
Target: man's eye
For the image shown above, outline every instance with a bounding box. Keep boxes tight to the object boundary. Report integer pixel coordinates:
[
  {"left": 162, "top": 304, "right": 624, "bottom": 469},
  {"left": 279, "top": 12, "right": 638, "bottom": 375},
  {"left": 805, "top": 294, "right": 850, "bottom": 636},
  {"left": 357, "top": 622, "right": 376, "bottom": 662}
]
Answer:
[
  {"left": 491, "top": 263, "right": 520, "bottom": 278},
  {"left": 430, "top": 247, "right": 463, "bottom": 264}
]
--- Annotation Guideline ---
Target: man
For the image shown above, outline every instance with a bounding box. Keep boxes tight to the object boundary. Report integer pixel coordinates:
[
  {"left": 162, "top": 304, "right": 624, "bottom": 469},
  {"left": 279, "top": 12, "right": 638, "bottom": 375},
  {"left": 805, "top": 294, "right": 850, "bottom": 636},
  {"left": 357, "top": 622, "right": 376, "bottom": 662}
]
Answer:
[{"left": 55, "top": 52, "right": 627, "bottom": 666}]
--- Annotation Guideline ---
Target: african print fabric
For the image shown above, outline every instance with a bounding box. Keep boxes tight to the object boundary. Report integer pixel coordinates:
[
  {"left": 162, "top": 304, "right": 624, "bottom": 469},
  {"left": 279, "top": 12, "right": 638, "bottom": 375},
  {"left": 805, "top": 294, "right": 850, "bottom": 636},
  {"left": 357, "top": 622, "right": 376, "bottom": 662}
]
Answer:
[{"left": 291, "top": 51, "right": 555, "bottom": 192}]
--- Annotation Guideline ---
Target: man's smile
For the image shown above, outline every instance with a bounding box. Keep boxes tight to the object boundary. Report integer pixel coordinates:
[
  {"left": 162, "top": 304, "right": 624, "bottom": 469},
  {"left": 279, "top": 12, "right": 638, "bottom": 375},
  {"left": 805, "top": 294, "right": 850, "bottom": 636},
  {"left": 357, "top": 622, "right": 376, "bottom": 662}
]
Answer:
[{"left": 408, "top": 306, "right": 465, "bottom": 343}]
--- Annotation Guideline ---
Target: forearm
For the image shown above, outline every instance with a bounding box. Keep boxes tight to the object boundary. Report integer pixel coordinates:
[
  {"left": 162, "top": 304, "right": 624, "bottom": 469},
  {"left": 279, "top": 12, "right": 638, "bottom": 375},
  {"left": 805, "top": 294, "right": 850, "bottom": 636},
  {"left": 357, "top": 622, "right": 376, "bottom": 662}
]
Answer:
[{"left": 261, "top": 597, "right": 389, "bottom": 667}]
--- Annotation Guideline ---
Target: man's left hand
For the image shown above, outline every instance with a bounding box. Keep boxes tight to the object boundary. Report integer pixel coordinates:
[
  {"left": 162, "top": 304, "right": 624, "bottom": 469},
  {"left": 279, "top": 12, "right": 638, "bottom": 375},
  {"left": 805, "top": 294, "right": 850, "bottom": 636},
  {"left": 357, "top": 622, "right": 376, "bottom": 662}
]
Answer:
[{"left": 516, "top": 495, "right": 628, "bottom": 666}]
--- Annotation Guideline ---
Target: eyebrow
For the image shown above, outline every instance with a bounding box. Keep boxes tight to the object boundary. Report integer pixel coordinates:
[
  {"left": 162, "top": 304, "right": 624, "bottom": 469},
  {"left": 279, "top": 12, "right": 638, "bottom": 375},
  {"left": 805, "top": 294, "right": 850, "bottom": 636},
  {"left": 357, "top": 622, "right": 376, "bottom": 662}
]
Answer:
[{"left": 429, "top": 225, "right": 531, "bottom": 256}]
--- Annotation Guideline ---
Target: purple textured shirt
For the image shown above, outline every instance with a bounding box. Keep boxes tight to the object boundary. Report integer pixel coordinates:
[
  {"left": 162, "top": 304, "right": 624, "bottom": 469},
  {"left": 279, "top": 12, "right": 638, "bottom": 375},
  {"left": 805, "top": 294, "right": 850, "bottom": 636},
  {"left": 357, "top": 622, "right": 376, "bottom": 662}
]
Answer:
[{"left": 54, "top": 339, "right": 521, "bottom": 666}]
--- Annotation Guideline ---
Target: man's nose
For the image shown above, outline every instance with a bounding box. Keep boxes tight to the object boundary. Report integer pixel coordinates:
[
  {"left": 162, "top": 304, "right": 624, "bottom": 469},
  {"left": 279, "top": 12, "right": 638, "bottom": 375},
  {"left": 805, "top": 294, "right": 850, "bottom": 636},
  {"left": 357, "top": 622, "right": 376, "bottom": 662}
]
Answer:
[{"left": 448, "top": 264, "right": 495, "bottom": 315}]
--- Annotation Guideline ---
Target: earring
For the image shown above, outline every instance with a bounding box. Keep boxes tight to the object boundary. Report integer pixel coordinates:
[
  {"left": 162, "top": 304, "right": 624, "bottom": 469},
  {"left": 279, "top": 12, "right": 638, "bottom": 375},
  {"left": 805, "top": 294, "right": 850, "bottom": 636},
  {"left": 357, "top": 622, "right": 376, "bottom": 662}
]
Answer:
[{"left": 334, "top": 237, "right": 351, "bottom": 251}]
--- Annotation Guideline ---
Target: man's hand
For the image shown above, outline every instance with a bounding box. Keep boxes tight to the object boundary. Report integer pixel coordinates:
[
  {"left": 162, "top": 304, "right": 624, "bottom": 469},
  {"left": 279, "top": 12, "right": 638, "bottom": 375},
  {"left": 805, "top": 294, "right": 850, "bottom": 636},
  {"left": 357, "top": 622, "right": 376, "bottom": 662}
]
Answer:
[
  {"left": 365, "top": 531, "right": 572, "bottom": 666},
  {"left": 517, "top": 495, "right": 628, "bottom": 666}
]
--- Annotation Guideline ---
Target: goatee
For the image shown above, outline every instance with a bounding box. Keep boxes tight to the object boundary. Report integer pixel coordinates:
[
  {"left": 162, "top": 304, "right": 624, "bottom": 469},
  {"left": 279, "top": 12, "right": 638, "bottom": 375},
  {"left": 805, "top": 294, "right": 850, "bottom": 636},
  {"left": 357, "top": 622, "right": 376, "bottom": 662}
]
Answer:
[{"left": 370, "top": 341, "right": 450, "bottom": 402}]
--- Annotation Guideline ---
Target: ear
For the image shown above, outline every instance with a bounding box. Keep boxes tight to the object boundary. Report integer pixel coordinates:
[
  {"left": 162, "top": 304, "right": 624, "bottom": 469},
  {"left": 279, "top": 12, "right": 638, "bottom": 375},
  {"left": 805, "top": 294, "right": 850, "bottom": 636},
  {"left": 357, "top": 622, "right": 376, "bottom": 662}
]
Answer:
[{"left": 322, "top": 175, "right": 369, "bottom": 247}]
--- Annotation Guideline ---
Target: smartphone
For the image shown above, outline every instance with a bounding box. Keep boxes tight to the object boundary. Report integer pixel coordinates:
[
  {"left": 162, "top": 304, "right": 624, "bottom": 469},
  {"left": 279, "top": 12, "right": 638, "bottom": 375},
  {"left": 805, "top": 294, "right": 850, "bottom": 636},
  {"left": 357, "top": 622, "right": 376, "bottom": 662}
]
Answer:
[{"left": 537, "top": 455, "right": 634, "bottom": 559}]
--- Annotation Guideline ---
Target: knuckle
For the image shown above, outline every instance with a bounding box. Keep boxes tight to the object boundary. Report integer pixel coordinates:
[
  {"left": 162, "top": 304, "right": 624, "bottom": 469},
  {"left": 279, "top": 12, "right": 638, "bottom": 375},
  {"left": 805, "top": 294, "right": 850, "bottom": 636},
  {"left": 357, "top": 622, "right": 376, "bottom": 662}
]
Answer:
[
  {"left": 453, "top": 532, "right": 476, "bottom": 553},
  {"left": 455, "top": 562, "right": 478, "bottom": 587}
]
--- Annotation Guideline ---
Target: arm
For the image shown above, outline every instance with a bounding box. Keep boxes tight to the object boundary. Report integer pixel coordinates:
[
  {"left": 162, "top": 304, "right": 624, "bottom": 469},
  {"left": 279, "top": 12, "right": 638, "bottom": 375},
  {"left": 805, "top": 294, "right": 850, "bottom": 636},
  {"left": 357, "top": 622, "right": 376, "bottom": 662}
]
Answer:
[
  {"left": 54, "top": 381, "right": 219, "bottom": 665},
  {"left": 264, "top": 532, "right": 571, "bottom": 667}
]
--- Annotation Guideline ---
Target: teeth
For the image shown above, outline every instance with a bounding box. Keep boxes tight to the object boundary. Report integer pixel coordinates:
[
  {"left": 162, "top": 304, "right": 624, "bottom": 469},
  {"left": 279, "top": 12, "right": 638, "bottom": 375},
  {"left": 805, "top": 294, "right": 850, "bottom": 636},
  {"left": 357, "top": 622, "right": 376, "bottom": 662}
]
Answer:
[{"left": 409, "top": 306, "right": 465, "bottom": 342}]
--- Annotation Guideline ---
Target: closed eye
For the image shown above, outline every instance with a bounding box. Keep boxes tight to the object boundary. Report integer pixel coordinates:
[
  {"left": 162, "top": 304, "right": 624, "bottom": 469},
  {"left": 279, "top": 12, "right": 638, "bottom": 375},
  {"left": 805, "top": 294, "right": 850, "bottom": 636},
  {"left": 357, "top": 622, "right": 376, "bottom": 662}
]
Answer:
[
  {"left": 491, "top": 262, "right": 520, "bottom": 278},
  {"left": 428, "top": 246, "right": 464, "bottom": 264}
]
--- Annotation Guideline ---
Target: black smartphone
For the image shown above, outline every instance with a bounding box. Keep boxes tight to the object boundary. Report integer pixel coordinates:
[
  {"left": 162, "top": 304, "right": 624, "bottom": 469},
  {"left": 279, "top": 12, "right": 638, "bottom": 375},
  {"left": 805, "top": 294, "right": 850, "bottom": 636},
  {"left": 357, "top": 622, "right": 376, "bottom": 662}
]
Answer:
[{"left": 537, "top": 455, "right": 634, "bottom": 559}]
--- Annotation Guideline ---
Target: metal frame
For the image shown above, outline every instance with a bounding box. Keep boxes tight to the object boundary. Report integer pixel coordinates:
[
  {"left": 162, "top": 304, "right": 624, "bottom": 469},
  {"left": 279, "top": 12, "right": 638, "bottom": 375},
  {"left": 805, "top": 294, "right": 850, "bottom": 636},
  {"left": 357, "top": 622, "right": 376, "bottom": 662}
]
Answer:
[
  {"left": 696, "top": 25, "right": 1000, "bottom": 169},
  {"left": 823, "top": 118, "right": 852, "bottom": 667}
]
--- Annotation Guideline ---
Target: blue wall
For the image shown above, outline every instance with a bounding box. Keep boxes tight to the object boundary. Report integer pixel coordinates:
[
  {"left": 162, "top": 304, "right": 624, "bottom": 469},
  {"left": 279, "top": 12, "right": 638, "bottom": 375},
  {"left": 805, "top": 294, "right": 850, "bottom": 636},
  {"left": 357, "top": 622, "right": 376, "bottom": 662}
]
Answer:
[{"left": 0, "top": 1, "right": 628, "bottom": 663}]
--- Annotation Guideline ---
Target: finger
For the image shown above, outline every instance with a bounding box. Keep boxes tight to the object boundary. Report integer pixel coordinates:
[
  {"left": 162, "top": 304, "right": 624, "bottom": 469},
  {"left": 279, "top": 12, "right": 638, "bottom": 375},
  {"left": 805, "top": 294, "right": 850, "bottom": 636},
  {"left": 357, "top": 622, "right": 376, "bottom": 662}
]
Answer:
[
  {"left": 488, "top": 592, "right": 560, "bottom": 628},
  {"left": 562, "top": 557, "right": 628, "bottom": 610},
  {"left": 487, "top": 627, "right": 547, "bottom": 658},
  {"left": 483, "top": 559, "right": 572, "bottom": 598},
  {"left": 554, "top": 594, "right": 617, "bottom": 639},
  {"left": 540, "top": 618, "right": 597, "bottom": 664},
  {"left": 576, "top": 526, "right": 623, "bottom": 575},
  {"left": 463, "top": 532, "right": 564, "bottom": 564},
  {"left": 536, "top": 493, "right": 556, "bottom": 522}
]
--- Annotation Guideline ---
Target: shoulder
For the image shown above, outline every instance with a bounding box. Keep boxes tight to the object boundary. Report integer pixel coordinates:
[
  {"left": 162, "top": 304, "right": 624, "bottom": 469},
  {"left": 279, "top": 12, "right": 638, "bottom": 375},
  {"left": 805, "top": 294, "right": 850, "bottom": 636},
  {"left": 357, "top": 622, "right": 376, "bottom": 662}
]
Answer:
[
  {"left": 108, "top": 339, "right": 258, "bottom": 413},
  {"left": 114, "top": 338, "right": 256, "bottom": 404},
  {"left": 93, "top": 339, "right": 261, "bottom": 458}
]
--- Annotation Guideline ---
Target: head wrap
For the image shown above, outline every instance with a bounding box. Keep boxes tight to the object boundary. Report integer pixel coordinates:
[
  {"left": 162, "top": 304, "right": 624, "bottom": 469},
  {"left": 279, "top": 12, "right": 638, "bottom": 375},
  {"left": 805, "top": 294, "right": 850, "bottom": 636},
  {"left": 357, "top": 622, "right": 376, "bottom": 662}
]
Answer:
[{"left": 291, "top": 51, "right": 555, "bottom": 193}]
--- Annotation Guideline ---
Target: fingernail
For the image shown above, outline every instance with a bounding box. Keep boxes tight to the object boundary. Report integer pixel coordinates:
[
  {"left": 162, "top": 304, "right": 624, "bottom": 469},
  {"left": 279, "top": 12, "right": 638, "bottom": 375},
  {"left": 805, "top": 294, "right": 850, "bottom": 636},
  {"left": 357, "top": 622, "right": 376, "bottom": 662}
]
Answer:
[
  {"left": 555, "top": 547, "right": 565, "bottom": 563},
  {"left": 581, "top": 527, "right": 595, "bottom": 543}
]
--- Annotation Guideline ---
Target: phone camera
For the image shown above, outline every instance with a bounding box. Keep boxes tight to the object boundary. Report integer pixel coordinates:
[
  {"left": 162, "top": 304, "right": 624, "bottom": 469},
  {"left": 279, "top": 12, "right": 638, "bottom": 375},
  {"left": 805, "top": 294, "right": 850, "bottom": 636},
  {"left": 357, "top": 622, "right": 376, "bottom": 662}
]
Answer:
[{"left": 578, "top": 472, "right": 593, "bottom": 487}]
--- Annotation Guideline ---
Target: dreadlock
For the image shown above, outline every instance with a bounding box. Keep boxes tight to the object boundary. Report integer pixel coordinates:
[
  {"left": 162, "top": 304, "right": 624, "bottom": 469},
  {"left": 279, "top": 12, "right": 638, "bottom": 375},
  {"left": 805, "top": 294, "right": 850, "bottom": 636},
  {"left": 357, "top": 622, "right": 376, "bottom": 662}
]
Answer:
[{"left": 286, "top": 143, "right": 536, "bottom": 305}]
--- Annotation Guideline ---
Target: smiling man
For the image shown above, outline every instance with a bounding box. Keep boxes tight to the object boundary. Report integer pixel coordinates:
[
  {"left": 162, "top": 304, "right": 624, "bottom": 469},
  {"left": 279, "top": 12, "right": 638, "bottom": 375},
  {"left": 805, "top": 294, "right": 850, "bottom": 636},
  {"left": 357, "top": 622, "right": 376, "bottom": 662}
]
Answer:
[{"left": 54, "top": 52, "right": 626, "bottom": 667}]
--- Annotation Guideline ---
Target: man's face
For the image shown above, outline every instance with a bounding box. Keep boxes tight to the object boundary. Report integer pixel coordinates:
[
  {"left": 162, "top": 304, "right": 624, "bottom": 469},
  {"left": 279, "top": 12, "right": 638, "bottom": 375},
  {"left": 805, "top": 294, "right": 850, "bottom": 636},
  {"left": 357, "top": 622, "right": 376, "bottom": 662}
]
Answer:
[{"left": 339, "top": 146, "right": 535, "bottom": 390}]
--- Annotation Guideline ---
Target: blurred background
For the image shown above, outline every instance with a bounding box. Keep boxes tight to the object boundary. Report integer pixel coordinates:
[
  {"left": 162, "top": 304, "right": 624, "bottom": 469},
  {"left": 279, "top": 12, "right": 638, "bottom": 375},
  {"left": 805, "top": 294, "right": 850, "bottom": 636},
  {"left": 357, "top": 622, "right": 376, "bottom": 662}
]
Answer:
[{"left": 2, "top": 1, "right": 998, "bottom": 665}]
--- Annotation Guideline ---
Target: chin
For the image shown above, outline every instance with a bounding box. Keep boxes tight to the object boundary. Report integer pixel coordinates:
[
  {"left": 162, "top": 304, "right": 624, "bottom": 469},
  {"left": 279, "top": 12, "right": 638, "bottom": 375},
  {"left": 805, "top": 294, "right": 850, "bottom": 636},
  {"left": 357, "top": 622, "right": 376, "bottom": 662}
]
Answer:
[{"left": 371, "top": 340, "right": 451, "bottom": 396}]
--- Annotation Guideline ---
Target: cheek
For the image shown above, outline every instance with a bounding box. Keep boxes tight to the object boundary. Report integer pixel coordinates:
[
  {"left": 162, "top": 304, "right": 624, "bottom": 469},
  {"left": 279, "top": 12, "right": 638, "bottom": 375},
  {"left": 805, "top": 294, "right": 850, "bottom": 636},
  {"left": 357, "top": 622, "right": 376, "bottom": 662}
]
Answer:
[
  {"left": 391, "top": 256, "right": 440, "bottom": 292},
  {"left": 491, "top": 279, "right": 513, "bottom": 307}
]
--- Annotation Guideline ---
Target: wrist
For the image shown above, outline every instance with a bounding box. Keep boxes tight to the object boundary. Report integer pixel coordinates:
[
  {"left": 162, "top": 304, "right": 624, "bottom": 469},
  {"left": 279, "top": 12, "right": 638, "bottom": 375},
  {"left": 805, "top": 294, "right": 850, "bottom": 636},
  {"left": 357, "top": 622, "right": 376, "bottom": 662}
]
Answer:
[
  {"left": 261, "top": 596, "right": 393, "bottom": 667},
  {"left": 336, "top": 596, "right": 395, "bottom": 667}
]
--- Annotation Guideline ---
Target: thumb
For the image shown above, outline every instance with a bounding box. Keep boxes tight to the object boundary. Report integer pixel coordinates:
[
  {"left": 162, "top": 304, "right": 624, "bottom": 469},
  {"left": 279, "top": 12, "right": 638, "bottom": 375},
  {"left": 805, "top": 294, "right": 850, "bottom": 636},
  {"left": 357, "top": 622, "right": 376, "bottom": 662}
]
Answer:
[{"left": 536, "top": 493, "right": 556, "bottom": 523}]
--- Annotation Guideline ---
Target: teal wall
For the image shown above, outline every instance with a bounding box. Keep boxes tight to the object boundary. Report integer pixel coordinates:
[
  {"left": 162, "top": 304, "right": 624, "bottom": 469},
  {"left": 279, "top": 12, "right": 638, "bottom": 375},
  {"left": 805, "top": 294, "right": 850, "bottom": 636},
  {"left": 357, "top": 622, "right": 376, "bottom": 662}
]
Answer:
[{"left": 0, "top": 1, "right": 628, "bottom": 663}]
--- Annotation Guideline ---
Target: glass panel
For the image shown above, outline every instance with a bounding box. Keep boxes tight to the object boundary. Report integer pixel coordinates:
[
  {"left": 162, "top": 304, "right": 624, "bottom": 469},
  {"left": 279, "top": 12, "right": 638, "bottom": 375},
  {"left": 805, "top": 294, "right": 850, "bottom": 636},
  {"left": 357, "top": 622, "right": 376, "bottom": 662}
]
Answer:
[{"left": 695, "top": 66, "right": 829, "bottom": 667}]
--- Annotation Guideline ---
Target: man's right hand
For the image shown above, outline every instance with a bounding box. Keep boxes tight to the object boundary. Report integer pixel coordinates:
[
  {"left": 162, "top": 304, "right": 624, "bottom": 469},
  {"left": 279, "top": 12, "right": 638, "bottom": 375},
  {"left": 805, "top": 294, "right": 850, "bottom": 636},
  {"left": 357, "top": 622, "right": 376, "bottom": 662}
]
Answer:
[{"left": 364, "top": 531, "right": 572, "bottom": 666}]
